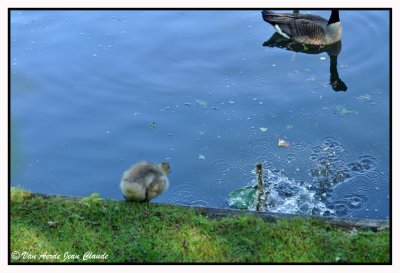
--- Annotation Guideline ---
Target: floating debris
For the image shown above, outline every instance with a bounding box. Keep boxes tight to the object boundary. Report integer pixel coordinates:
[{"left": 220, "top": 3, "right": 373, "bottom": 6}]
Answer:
[
  {"left": 198, "top": 154, "right": 206, "bottom": 160},
  {"left": 195, "top": 99, "right": 208, "bottom": 108},
  {"left": 259, "top": 127, "right": 268, "bottom": 132},
  {"left": 356, "top": 94, "right": 372, "bottom": 102},
  {"left": 372, "top": 89, "right": 382, "bottom": 95},
  {"left": 149, "top": 122, "right": 156, "bottom": 129},
  {"left": 270, "top": 113, "right": 278, "bottom": 118},
  {"left": 160, "top": 106, "right": 171, "bottom": 111},
  {"left": 286, "top": 124, "right": 294, "bottom": 130},
  {"left": 335, "top": 105, "right": 359, "bottom": 116},
  {"left": 278, "top": 139, "right": 289, "bottom": 147}
]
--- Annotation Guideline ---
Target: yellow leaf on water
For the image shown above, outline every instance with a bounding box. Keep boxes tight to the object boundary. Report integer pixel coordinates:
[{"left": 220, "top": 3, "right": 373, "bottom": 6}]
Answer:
[{"left": 278, "top": 139, "right": 288, "bottom": 147}]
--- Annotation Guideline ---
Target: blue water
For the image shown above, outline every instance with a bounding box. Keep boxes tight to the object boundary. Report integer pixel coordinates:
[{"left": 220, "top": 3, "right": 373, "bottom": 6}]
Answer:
[{"left": 10, "top": 10, "right": 390, "bottom": 219}]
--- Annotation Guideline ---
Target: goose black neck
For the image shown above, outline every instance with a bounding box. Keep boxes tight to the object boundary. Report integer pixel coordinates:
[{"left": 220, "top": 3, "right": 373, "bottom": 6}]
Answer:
[
  {"left": 329, "top": 55, "right": 347, "bottom": 92},
  {"left": 328, "top": 9, "right": 340, "bottom": 24}
]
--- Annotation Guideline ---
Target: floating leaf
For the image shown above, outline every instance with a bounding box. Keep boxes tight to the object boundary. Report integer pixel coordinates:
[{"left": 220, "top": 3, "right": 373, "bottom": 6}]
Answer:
[
  {"left": 278, "top": 139, "right": 289, "bottom": 147},
  {"left": 259, "top": 127, "right": 268, "bottom": 132},
  {"left": 195, "top": 99, "right": 208, "bottom": 108},
  {"left": 228, "top": 187, "right": 256, "bottom": 209},
  {"left": 336, "top": 105, "right": 359, "bottom": 116},
  {"left": 340, "top": 108, "right": 359, "bottom": 116}
]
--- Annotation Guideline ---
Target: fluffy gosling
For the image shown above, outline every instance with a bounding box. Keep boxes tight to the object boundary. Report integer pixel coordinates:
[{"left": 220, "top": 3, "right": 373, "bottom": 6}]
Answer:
[{"left": 120, "top": 161, "right": 170, "bottom": 202}]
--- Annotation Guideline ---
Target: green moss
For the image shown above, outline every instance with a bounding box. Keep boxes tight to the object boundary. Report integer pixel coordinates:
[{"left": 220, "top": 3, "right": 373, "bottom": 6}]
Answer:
[
  {"left": 10, "top": 186, "right": 33, "bottom": 203},
  {"left": 10, "top": 188, "right": 390, "bottom": 263}
]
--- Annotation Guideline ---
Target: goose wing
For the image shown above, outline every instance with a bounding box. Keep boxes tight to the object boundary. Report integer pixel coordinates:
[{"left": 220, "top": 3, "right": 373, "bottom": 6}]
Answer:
[
  {"left": 262, "top": 11, "right": 328, "bottom": 39},
  {"left": 262, "top": 11, "right": 328, "bottom": 25},
  {"left": 281, "top": 19, "right": 327, "bottom": 40}
]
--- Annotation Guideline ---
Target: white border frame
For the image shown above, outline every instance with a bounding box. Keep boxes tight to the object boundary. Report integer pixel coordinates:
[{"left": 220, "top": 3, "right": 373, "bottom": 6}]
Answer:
[{"left": 2, "top": 1, "right": 398, "bottom": 272}]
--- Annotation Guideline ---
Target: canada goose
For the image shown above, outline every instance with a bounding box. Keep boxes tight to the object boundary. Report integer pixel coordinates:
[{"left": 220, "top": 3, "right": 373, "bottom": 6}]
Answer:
[
  {"left": 120, "top": 161, "right": 170, "bottom": 202},
  {"left": 262, "top": 10, "right": 342, "bottom": 45},
  {"left": 263, "top": 33, "right": 347, "bottom": 91}
]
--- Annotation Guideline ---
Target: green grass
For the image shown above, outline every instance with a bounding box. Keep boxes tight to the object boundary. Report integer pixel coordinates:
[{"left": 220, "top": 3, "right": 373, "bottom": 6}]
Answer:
[{"left": 10, "top": 188, "right": 390, "bottom": 263}]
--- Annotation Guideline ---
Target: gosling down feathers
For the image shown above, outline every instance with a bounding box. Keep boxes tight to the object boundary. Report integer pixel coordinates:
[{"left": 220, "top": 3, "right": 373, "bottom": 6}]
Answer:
[
  {"left": 262, "top": 10, "right": 342, "bottom": 45},
  {"left": 120, "top": 161, "right": 170, "bottom": 202}
]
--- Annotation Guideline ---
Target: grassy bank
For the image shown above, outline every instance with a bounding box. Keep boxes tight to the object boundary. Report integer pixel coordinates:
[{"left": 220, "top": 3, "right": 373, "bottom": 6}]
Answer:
[{"left": 10, "top": 188, "right": 390, "bottom": 263}]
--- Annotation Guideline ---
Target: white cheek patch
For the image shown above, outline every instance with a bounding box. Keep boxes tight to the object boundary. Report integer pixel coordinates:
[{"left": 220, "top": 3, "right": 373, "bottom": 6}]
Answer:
[
  {"left": 274, "top": 24, "right": 290, "bottom": 39},
  {"left": 328, "top": 21, "right": 341, "bottom": 29}
]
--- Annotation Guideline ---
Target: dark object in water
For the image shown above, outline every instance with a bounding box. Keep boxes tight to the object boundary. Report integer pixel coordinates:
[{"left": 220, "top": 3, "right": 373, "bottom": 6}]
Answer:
[{"left": 263, "top": 33, "right": 347, "bottom": 92}]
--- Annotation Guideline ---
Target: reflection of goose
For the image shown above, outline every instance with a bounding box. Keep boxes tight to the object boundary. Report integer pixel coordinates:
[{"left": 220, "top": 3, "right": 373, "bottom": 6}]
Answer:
[
  {"left": 263, "top": 33, "right": 348, "bottom": 91},
  {"left": 262, "top": 10, "right": 342, "bottom": 45},
  {"left": 120, "top": 161, "right": 170, "bottom": 201}
]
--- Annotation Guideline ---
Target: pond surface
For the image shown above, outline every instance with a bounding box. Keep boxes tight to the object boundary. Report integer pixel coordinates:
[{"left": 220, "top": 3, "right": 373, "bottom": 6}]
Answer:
[{"left": 10, "top": 10, "right": 390, "bottom": 219}]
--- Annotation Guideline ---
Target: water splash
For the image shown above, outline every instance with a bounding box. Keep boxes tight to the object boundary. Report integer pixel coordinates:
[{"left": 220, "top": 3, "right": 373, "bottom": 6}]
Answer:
[
  {"left": 221, "top": 137, "right": 384, "bottom": 217},
  {"left": 264, "top": 170, "right": 334, "bottom": 216}
]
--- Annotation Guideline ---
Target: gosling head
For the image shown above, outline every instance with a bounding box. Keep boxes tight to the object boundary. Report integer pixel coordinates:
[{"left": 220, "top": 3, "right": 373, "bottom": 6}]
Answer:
[
  {"left": 159, "top": 162, "right": 171, "bottom": 175},
  {"left": 255, "top": 163, "right": 263, "bottom": 174}
]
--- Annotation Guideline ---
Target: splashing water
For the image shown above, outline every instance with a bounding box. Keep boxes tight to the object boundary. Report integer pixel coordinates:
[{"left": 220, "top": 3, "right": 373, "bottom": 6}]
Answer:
[
  {"left": 255, "top": 170, "right": 334, "bottom": 216},
  {"left": 226, "top": 137, "right": 383, "bottom": 217}
]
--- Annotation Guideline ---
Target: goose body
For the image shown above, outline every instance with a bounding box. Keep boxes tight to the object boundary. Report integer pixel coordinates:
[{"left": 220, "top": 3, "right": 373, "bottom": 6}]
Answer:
[
  {"left": 262, "top": 10, "right": 342, "bottom": 45},
  {"left": 120, "top": 161, "right": 170, "bottom": 201}
]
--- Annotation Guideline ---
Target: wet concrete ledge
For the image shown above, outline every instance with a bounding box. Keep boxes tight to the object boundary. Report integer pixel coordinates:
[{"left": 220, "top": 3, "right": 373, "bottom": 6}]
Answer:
[{"left": 33, "top": 192, "right": 389, "bottom": 231}]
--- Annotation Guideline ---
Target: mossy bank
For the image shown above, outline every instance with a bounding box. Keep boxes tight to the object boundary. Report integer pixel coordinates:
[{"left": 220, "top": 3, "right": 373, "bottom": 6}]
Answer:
[{"left": 10, "top": 188, "right": 390, "bottom": 263}]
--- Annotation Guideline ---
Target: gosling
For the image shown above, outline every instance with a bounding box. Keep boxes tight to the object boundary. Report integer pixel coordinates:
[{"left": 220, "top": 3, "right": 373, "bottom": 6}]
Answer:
[{"left": 120, "top": 161, "right": 170, "bottom": 202}]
